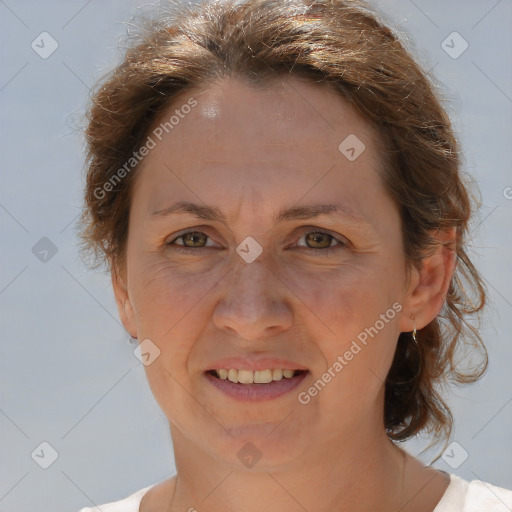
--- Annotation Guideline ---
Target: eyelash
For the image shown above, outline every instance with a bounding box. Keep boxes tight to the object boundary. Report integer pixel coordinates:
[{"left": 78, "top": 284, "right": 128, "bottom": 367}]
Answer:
[{"left": 165, "top": 228, "right": 348, "bottom": 256}]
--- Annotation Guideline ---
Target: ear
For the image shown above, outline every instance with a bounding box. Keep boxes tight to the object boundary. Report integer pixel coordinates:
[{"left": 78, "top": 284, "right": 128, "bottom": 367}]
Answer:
[
  {"left": 111, "top": 264, "right": 138, "bottom": 339},
  {"left": 399, "top": 227, "right": 457, "bottom": 332}
]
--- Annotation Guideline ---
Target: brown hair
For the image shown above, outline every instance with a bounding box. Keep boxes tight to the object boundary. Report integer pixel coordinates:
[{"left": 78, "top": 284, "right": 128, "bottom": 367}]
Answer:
[{"left": 79, "top": 0, "right": 488, "bottom": 448}]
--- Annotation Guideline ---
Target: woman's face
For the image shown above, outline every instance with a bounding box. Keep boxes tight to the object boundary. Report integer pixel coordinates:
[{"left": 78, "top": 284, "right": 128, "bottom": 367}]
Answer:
[{"left": 115, "top": 77, "right": 416, "bottom": 467}]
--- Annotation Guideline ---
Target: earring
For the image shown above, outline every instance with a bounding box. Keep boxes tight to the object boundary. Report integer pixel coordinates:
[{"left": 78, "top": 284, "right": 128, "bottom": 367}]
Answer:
[{"left": 411, "top": 316, "right": 417, "bottom": 344}]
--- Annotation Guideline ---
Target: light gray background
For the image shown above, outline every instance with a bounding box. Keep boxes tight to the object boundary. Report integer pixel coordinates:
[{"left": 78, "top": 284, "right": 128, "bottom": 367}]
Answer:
[{"left": 0, "top": 1, "right": 511, "bottom": 511}]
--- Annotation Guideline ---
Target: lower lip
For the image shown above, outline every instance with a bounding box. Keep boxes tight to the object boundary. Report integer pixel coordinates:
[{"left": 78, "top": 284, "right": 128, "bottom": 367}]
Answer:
[{"left": 204, "top": 371, "right": 309, "bottom": 401}]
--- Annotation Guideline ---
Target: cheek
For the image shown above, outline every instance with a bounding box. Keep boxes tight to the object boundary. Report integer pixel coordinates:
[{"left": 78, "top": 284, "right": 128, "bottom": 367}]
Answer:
[
  {"left": 128, "top": 258, "right": 221, "bottom": 385},
  {"left": 290, "top": 259, "right": 402, "bottom": 398},
  {"left": 287, "top": 257, "right": 400, "bottom": 339},
  {"left": 129, "top": 260, "right": 218, "bottom": 417},
  {"left": 130, "top": 258, "right": 211, "bottom": 331}
]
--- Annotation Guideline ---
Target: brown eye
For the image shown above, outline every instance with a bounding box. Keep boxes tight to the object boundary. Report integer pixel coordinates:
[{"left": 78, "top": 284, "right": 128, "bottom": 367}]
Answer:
[
  {"left": 305, "top": 231, "right": 335, "bottom": 249},
  {"left": 181, "top": 232, "right": 208, "bottom": 247},
  {"left": 294, "top": 228, "right": 348, "bottom": 256},
  {"left": 167, "top": 231, "right": 212, "bottom": 249}
]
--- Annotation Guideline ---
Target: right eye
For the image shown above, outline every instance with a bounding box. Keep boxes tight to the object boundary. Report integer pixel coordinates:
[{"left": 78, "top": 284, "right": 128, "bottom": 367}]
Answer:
[{"left": 165, "top": 230, "right": 219, "bottom": 253}]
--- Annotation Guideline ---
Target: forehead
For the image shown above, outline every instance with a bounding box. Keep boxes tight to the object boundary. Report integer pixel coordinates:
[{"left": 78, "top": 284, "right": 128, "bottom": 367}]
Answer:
[
  {"left": 176, "top": 76, "right": 377, "bottom": 153},
  {"left": 132, "top": 76, "right": 388, "bottom": 223}
]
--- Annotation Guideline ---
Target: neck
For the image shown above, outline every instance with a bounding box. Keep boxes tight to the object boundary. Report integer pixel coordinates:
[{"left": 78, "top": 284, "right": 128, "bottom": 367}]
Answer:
[{"left": 167, "top": 413, "right": 407, "bottom": 512}]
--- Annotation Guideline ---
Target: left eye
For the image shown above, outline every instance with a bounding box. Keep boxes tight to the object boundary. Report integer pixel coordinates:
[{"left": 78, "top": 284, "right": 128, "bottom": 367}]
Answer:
[{"left": 294, "top": 229, "right": 347, "bottom": 255}]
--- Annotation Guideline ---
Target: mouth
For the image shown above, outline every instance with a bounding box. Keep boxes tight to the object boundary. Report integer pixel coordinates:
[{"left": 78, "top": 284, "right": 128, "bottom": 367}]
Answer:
[{"left": 204, "top": 368, "right": 309, "bottom": 401}]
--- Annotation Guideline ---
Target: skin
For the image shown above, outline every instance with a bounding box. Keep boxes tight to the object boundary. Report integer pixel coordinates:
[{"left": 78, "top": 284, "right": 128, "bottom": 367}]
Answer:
[{"left": 112, "top": 76, "right": 456, "bottom": 511}]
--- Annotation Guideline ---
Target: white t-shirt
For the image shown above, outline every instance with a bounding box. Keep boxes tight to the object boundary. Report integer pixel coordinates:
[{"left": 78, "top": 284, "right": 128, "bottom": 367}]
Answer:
[{"left": 77, "top": 473, "right": 512, "bottom": 511}]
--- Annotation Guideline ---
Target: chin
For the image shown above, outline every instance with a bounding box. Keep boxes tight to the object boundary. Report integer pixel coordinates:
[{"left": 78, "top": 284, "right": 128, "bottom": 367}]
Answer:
[{"left": 208, "top": 420, "right": 309, "bottom": 471}]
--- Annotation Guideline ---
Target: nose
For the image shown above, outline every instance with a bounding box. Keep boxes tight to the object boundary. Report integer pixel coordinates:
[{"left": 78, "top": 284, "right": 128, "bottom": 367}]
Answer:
[{"left": 212, "top": 255, "right": 293, "bottom": 341}]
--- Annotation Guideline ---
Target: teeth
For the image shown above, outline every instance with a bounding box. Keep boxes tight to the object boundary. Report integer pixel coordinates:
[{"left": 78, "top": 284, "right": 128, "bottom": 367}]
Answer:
[
  {"left": 217, "top": 369, "right": 229, "bottom": 380},
  {"left": 237, "top": 369, "right": 254, "bottom": 384},
  {"left": 272, "top": 369, "right": 283, "bottom": 381},
  {"left": 254, "top": 369, "right": 272, "bottom": 383},
  {"left": 214, "top": 368, "right": 301, "bottom": 384}
]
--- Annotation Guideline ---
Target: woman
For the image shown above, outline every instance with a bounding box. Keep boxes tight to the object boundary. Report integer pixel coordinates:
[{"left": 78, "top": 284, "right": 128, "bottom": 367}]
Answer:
[{"left": 77, "top": 0, "right": 512, "bottom": 510}]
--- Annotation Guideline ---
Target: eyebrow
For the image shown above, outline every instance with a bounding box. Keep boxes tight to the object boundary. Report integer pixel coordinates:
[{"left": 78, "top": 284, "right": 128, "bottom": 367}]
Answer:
[{"left": 150, "top": 201, "right": 372, "bottom": 226}]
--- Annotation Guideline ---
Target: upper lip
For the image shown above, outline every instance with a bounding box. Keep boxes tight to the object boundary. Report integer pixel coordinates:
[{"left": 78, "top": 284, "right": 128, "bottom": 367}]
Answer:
[{"left": 206, "top": 356, "right": 309, "bottom": 372}]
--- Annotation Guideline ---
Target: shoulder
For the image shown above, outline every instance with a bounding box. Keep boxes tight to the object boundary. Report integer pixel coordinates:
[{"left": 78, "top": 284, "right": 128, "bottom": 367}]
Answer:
[
  {"left": 434, "top": 473, "right": 512, "bottom": 512},
  {"left": 76, "top": 483, "right": 156, "bottom": 512}
]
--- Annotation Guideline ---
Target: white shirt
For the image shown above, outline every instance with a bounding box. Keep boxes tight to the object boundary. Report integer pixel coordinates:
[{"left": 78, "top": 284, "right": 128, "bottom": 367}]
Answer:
[{"left": 77, "top": 473, "right": 512, "bottom": 511}]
